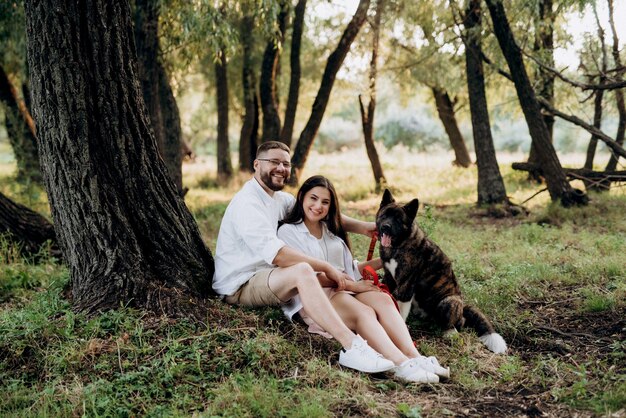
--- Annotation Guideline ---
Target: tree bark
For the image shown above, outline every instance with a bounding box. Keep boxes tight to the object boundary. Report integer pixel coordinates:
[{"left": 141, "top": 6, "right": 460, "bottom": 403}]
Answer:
[
  {"left": 0, "top": 192, "right": 58, "bottom": 257},
  {"left": 432, "top": 87, "right": 472, "bottom": 168},
  {"left": 527, "top": 0, "right": 555, "bottom": 174},
  {"left": 280, "top": 0, "right": 307, "bottom": 147},
  {"left": 605, "top": 0, "right": 625, "bottom": 173},
  {"left": 239, "top": 14, "right": 259, "bottom": 173},
  {"left": 290, "top": 0, "right": 371, "bottom": 184},
  {"left": 260, "top": 0, "right": 289, "bottom": 143},
  {"left": 0, "top": 64, "right": 42, "bottom": 185},
  {"left": 215, "top": 48, "right": 233, "bottom": 182},
  {"left": 24, "top": 0, "right": 214, "bottom": 315},
  {"left": 134, "top": 0, "right": 183, "bottom": 195},
  {"left": 485, "top": 0, "right": 587, "bottom": 207},
  {"left": 359, "top": 0, "right": 386, "bottom": 190},
  {"left": 463, "top": 0, "right": 508, "bottom": 205}
]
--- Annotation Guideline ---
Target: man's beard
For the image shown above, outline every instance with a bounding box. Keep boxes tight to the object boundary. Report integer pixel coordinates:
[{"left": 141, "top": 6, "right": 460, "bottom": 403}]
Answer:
[{"left": 260, "top": 170, "right": 289, "bottom": 191}]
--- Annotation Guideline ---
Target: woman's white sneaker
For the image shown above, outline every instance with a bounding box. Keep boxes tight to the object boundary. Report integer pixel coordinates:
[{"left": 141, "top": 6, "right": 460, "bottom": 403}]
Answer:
[
  {"left": 338, "top": 336, "right": 395, "bottom": 373},
  {"left": 410, "top": 356, "right": 450, "bottom": 379},
  {"left": 393, "top": 359, "right": 439, "bottom": 383}
]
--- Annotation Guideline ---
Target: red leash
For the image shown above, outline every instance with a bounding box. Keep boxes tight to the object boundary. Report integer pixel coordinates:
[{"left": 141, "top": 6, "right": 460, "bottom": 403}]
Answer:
[{"left": 362, "top": 233, "right": 400, "bottom": 312}]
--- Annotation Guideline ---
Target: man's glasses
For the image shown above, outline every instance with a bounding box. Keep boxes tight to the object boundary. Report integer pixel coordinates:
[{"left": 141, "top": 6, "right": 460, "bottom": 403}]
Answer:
[{"left": 257, "top": 158, "right": 292, "bottom": 169}]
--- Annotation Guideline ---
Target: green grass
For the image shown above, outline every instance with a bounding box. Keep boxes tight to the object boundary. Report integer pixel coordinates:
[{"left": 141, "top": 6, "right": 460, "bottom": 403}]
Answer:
[{"left": 1, "top": 150, "right": 625, "bottom": 416}]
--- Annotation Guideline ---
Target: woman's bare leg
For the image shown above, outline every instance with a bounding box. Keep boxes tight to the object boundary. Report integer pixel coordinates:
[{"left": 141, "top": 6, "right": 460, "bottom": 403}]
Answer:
[
  {"left": 331, "top": 293, "right": 409, "bottom": 365},
  {"left": 355, "top": 291, "right": 420, "bottom": 358}
]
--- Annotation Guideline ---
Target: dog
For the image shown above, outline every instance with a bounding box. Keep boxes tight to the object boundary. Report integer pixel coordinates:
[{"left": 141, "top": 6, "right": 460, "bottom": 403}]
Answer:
[{"left": 376, "top": 189, "right": 507, "bottom": 354}]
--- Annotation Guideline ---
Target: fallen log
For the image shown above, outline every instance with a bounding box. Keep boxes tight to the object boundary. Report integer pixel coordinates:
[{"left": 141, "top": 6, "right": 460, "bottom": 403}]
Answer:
[
  {"left": 512, "top": 162, "right": 626, "bottom": 190},
  {"left": 0, "top": 192, "right": 60, "bottom": 257}
]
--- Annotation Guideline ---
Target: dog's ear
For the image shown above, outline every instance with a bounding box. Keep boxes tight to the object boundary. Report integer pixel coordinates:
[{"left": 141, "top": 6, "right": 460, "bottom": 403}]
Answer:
[
  {"left": 403, "top": 199, "right": 419, "bottom": 223},
  {"left": 381, "top": 189, "right": 395, "bottom": 208}
]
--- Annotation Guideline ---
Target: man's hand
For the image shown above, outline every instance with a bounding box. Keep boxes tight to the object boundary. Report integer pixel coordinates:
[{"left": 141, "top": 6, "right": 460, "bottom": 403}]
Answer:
[
  {"left": 362, "top": 221, "right": 377, "bottom": 238},
  {"left": 341, "top": 216, "right": 377, "bottom": 237}
]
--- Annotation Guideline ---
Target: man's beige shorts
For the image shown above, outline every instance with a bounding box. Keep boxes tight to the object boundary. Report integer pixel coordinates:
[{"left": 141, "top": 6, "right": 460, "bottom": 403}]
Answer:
[{"left": 224, "top": 268, "right": 283, "bottom": 307}]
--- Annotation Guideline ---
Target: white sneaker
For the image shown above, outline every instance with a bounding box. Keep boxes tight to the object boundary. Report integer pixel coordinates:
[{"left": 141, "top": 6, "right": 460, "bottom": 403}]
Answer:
[
  {"left": 393, "top": 359, "right": 439, "bottom": 383},
  {"left": 410, "top": 356, "right": 451, "bottom": 379},
  {"left": 338, "top": 336, "right": 395, "bottom": 373}
]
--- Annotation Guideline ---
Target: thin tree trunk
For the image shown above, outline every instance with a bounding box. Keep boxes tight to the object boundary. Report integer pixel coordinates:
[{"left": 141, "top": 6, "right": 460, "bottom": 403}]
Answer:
[
  {"left": 527, "top": 0, "right": 555, "bottom": 176},
  {"left": 215, "top": 49, "right": 233, "bottom": 182},
  {"left": 605, "top": 0, "right": 625, "bottom": 173},
  {"left": 260, "top": 0, "right": 289, "bottom": 143},
  {"left": 134, "top": 0, "right": 183, "bottom": 194},
  {"left": 485, "top": 0, "right": 587, "bottom": 207},
  {"left": 290, "top": 0, "right": 371, "bottom": 184},
  {"left": 359, "top": 0, "right": 385, "bottom": 190},
  {"left": 25, "top": 0, "right": 214, "bottom": 315},
  {"left": 0, "top": 64, "right": 42, "bottom": 184},
  {"left": 239, "top": 14, "right": 259, "bottom": 173},
  {"left": 463, "top": 0, "right": 508, "bottom": 205},
  {"left": 584, "top": 90, "right": 604, "bottom": 170},
  {"left": 0, "top": 191, "right": 59, "bottom": 257},
  {"left": 134, "top": 0, "right": 163, "bottom": 149},
  {"left": 158, "top": 65, "right": 184, "bottom": 195},
  {"left": 280, "top": 0, "right": 307, "bottom": 147},
  {"left": 432, "top": 87, "right": 472, "bottom": 167},
  {"left": 584, "top": 5, "right": 608, "bottom": 177}
]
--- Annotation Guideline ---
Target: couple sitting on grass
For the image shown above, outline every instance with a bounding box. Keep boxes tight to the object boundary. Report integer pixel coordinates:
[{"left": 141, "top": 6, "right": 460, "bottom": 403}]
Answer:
[{"left": 212, "top": 141, "right": 449, "bottom": 383}]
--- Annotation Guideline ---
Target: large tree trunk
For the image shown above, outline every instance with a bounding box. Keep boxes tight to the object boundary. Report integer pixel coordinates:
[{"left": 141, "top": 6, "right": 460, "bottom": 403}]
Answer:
[
  {"left": 0, "top": 64, "right": 42, "bottom": 185},
  {"left": 239, "top": 14, "right": 259, "bottom": 173},
  {"left": 290, "top": 0, "right": 371, "bottom": 184},
  {"left": 432, "top": 87, "right": 472, "bottom": 168},
  {"left": 359, "top": 0, "right": 386, "bottom": 190},
  {"left": 485, "top": 0, "right": 587, "bottom": 207},
  {"left": 605, "top": 0, "right": 625, "bottom": 173},
  {"left": 527, "top": 0, "right": 555, "bottom": 175},
  {"left": 260, "top": 0, "right": 289, "bottom": 143},
  {"left": 280, "top": 0, "right": 307, "bottom": 147},
  {"left": 24, "top": 0, "right": 214, "bottom": 315},
  {"left": 215, "top": 49, "right": 233, "bottom": 182},
  {"left": 463, "top": 0, "right": 508, "bottom": 205},
  {"left": 0, "top": 192, "right": 58, "bottom": 257},
  {"left": 134, "top": 0, "right": 183, "bottom": 195}
]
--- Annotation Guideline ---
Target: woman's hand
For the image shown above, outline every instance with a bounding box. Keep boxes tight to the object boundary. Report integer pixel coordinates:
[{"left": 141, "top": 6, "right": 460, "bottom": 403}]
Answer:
[
  {"left": 346, "top": 280, "right": 382, "bottom": 294},
  {"left": 323, "top": 267, "right": 350, "bottom": 291}
]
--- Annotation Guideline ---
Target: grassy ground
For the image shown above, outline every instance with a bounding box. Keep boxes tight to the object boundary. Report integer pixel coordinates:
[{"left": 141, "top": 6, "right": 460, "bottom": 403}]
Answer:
[{"left": 1, "top": 148, "right": 625, "bottom": 417}]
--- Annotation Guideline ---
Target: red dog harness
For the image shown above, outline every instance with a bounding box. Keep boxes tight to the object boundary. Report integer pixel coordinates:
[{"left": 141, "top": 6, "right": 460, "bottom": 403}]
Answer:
[{"left": 362, "top": 232, "right": 400, "bottom": 312}]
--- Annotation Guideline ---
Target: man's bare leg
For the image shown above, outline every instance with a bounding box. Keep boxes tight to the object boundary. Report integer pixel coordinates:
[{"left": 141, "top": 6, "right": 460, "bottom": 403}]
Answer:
[{"left": 268, "top": 262, "right": 356, "bottom": 349}]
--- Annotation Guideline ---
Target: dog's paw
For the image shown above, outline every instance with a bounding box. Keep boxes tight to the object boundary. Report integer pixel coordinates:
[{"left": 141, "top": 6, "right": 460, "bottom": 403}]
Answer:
[
  {"left": 442, "top": 328, "right": 458, "bottom": 338},
  {"left": 479, "top": 333, "right": 507, "bottom": 354}
]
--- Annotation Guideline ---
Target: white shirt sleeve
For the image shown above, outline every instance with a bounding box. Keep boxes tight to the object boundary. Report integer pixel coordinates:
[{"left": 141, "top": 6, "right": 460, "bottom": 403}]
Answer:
[{"left": 233, "top": 200, "right": 286, "bottom": 265}]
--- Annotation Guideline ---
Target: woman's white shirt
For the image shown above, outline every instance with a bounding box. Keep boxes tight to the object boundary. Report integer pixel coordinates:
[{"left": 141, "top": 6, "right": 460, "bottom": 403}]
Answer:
[{"left": 277, "top": 221, "right": 361, "bottom": 319}]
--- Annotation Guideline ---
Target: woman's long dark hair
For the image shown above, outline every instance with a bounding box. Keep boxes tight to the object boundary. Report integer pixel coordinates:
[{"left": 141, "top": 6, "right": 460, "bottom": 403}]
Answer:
[{"left": 279, "top": 175, "right": 351, "bottom": 251}]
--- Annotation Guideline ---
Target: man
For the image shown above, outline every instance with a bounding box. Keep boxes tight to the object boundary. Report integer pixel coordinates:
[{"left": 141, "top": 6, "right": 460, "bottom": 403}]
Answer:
[{"left": 213, "top": 141, "right": 394, "bottom": 373}]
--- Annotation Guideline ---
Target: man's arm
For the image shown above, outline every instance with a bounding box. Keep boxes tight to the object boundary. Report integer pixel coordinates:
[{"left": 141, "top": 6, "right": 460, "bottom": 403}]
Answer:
[
  {"left": 272, "top": 246, "right": 350, "bottom": 290},
  {"left": 341, "top": 214, "right": 376, "bottom": 237}
]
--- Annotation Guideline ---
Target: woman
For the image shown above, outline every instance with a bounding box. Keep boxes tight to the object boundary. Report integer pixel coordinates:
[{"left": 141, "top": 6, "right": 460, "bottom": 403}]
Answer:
[{"left": 278, "top": 175, "right": 449, "bottom": 383}]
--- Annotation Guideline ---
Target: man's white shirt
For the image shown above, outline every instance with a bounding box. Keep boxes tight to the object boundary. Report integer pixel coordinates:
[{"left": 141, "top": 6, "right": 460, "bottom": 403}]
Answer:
[{"left": 212, "top": 178, "right": 295, "bottom": 296}]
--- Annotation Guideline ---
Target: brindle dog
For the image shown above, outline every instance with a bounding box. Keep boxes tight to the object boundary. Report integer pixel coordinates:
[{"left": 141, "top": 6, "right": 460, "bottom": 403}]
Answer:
[{"left": 376, "top": 189, "right": 507, "bottom": 354}]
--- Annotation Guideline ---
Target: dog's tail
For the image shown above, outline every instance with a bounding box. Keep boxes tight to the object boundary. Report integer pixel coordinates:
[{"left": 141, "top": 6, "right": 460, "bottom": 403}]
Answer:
[{"left": 463, "top": 305, "right": 507, "bottom": 354}]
